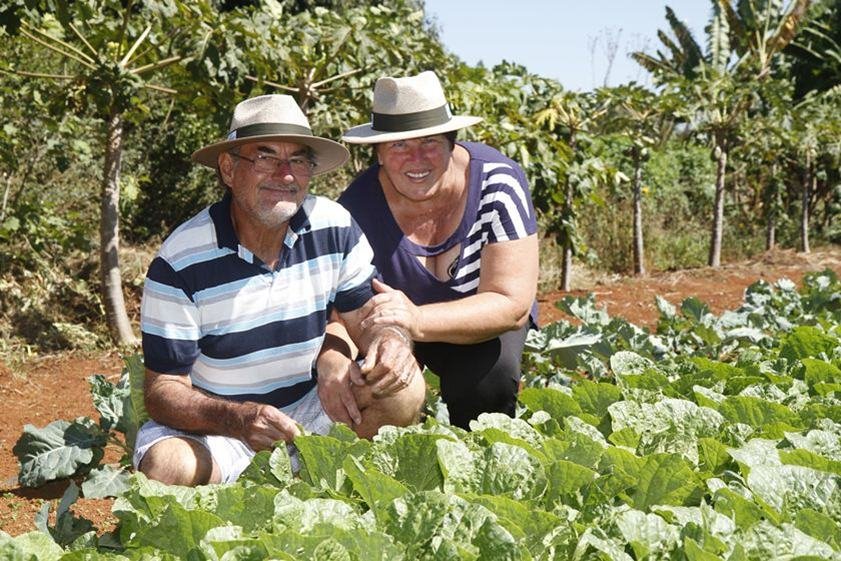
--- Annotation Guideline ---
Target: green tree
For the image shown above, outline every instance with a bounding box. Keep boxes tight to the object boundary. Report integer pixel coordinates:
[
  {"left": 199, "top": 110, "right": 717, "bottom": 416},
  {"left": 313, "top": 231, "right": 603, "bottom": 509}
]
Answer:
[
  {"left": 6, "top": 0, "right": 213, "bottom": 345},
  {"left": 634, "top": 0, "right": 812, "bottom": 267},
  {"left": 600, "top": 85, "right": 676, "bottom": 275}
]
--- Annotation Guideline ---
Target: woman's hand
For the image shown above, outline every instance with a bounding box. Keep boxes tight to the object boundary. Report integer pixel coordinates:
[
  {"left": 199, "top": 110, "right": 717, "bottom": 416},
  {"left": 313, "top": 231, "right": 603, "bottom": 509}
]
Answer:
[
  {"left": 359, "top": 327, "right": 420, "bottom": 397},
  {"left": 360, "top": 279, "right": 423, "bottom": 340}
]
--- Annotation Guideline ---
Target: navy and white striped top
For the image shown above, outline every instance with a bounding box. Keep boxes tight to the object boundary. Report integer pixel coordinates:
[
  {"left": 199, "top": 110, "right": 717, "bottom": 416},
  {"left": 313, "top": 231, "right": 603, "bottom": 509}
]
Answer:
[
  {"left": 338, "top": 142, "right": 537, "bottom": 319},
  {"left": 140, "top": 192, "right": 376, "bottom": 408}
]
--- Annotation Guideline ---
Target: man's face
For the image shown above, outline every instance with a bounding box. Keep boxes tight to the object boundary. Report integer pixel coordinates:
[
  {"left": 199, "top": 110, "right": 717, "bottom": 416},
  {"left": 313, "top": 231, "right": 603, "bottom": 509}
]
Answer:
[{"left": 219, "top": 141, "right": 313, "bottom": 232}]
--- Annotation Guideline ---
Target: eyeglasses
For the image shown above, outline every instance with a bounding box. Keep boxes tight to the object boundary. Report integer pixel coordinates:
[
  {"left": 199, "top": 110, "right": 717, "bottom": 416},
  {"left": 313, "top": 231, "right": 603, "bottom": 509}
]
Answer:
[{"left": 231, "top": 152, "right": 316, "bottom": 177}]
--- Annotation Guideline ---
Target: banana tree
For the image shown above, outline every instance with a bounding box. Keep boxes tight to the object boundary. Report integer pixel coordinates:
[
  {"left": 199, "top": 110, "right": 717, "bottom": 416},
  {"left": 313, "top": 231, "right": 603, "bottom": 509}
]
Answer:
[{"left": 6, "top": 0, "right": 210, "bottom": 345}]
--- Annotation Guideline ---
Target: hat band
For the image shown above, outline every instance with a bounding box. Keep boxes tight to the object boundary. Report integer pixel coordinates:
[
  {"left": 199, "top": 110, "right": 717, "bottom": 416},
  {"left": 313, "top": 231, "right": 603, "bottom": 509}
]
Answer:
[
  {"left": 228, "top": 122, "right": 313, "bottom": 140},
  {"left": 371, "top": 104, "right": 452, "bottom": 133}
]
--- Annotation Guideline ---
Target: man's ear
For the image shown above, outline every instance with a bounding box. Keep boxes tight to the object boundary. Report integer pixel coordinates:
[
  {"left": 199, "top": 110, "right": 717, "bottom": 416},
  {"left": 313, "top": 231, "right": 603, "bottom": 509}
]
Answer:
[{"left": 218, "top": 152, "right": 234, "bottom": 186}]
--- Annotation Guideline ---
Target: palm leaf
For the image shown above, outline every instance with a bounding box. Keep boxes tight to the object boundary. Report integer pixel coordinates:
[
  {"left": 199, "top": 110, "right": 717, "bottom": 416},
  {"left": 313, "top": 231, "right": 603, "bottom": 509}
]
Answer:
[{"left": 665, "top": 6, "right": 705, "bottom": 63}]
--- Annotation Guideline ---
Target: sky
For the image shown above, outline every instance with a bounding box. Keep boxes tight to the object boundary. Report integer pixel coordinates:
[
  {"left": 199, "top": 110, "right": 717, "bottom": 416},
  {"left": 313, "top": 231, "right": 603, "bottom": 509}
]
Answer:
[{"left": 423, "top": 0, "right": 713, "bottom": 92}]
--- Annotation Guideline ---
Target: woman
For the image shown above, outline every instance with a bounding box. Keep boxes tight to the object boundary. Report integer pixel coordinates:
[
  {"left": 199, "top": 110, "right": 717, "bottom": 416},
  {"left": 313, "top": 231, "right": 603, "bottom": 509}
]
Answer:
[{"left": 337, "top": 71, "right": 538, "bottom": 429}]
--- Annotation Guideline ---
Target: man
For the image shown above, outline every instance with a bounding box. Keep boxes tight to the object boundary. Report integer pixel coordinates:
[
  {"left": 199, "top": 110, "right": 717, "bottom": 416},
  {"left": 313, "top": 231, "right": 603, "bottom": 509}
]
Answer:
[{"left": 135, "top": 95, "right": 424, "bottom": 486}]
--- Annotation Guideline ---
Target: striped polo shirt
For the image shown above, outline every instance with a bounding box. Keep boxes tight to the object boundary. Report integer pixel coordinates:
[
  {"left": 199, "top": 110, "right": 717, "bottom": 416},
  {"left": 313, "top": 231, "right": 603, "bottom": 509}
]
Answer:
[
  {"left": 140, "top": 192, "right": 376, "bottom": 407},
  {"left": 338, "top": 141, "right": 537, "bottom": 320}
]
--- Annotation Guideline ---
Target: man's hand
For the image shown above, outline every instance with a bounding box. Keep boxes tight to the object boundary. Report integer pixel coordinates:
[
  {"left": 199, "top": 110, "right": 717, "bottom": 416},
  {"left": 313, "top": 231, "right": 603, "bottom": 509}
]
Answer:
[
  {"left": 360, "top": 327, "right": 421, "bottom": 397},
  {"left": 316, "top": 349, "right": 363, "bottom": 427},
  {"left": 360, "top": 279, "right": 423, "bottom": 340},
  {"left": 236, "top": 402, "right": 300, "bottom": 451}
]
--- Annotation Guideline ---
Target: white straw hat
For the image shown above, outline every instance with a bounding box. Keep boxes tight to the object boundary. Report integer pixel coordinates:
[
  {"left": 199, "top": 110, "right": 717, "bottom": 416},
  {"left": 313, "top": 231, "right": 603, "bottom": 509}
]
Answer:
[
  {"left": 192, "top": 94, "right": 349, "bottom": 175},
  {"left": 342, "top": 71, "right": 482, "bottom": 144}
]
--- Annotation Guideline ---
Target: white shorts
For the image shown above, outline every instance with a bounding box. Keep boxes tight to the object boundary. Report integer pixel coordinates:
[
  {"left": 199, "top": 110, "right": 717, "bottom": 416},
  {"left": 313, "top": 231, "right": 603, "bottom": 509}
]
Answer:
[{"left": 132, "top": 386, "right": 333, "bottom": 483}]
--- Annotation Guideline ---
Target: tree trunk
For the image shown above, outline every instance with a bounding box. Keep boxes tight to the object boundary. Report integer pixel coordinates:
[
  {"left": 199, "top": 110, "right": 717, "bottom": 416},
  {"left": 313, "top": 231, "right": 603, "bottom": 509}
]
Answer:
[
  {"left": 708, "top": 144, "right": 727, "bottom": 267},
  {"left": 0, "top": 172, "right": 11, "bottom": 222},
  {"left": 765, "top": 164, "right": 777, "bottom": 251},
  {"left": 560, "top": 177, "right": 574, "bottom": 292},
  {"left": 632, "top": 153, "right": 645, "bottom": 276},
  {"left": 560, "top": 136, "right": 577, "bottom": 292},
  {"left": 100, "top": 110, "right": 138, "bottom": 345},
  {"left": 800, "top": 152, "right": 811, "bottom": 253}
]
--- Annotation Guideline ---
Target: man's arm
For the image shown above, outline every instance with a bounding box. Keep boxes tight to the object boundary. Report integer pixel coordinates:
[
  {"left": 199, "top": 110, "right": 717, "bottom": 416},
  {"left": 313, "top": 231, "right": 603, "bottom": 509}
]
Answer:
[{"left": 143, "top": 369, "right": 300, "bottom": 451}]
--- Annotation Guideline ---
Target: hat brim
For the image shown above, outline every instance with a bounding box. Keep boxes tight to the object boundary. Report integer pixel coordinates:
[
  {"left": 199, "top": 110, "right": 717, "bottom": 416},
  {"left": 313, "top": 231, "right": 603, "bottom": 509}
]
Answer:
[
  {"left": 191, "top": 134, "right": 350, "bottom": 176},
  {"left": 341, "top": 115, "right": 482, "bottom": 145}
]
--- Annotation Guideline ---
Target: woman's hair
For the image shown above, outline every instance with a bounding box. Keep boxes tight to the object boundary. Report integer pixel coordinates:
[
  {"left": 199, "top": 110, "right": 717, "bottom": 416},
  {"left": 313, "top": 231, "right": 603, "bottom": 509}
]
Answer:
[{"left": 444, "top": 130, "right": 458, "bottom": 149}]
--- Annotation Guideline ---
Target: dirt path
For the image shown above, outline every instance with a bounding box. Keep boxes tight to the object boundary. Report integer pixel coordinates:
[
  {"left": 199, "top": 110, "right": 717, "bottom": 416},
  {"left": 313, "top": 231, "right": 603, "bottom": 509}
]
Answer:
[{"left": 1, "top": 246, "right": 839, "bottom": 536}]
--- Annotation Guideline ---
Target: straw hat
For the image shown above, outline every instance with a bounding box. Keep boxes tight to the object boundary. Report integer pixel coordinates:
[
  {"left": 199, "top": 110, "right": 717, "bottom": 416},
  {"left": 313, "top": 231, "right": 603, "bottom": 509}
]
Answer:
[
  {"left": 192, "top": 94, "right": 349, "bottom": 175},
  {"left": 342, "top": 71, "right": 482, "bottom": 144}
]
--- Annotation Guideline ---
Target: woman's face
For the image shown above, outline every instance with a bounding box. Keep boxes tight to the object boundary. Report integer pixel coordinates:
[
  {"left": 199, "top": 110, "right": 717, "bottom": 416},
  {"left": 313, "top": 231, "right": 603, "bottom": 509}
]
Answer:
[{"left": 376, "top": 134, "right": 453, "bottom": 201}]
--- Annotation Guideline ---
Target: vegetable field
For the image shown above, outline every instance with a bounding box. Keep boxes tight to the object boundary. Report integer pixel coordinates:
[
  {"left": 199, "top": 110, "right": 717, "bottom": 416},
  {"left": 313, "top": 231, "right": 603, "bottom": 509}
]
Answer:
[{"left": 1, "top": 252, "right": 840, "bottom": 560}]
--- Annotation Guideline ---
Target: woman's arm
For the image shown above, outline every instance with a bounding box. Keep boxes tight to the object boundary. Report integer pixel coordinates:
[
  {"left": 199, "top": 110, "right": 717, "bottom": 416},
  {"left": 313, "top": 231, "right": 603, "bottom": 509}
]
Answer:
[{"left": 360, "top": 233, "right": 538, "bottom": 344}]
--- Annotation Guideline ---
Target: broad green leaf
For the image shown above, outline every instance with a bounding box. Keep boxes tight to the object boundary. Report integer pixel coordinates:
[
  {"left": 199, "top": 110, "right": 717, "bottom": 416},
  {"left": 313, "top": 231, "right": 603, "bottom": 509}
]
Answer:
[
  {"left": 615, "top": 508, "right": 680, "bottom": 559},
  {"left": 436, "top": 438, "right": 481, "bottom": 493},
  {"left": 712, "top": 486, "right": 781, "bottom": 527},
  {"left": 545, "top": 459, "right": 598, "bottom": 506},
  {"left": 780, "top": 449, "right": 841, "bottom": 475},
  {"left": 213, "top": 484, "right": 279, "bottom": 532},
  {"left": 746, "top": 464, "right": 840, "bottom": 516},
  {"left": 610, "top": 351, "right": 654, "bottom": 375},
  {"left": 632, "top": 453, "right": 704, "bottom": 510},
  {"left": 295, "top": 433, "right": 357, "bottom": 491},
  {"left": 129, "top": 500, "right": 225, "bottom": 558},
  {"left": 343, "top": 455, "right": 407, "bottom": 518},
  {"left": 543, "top": 432, "right": 605, "bottom": 468},
  {"left": 88, "top": 374, "right": 129, "bottom": 433},
  {"left": 273, "top": 492, "right": 364, "bottom": 533},
  {"left": 737, "top": 520, "right": 836, "bottom": 559},
  {"left": 683, "top": 536, "right": 725, "bottom": 561},
  {"left": 261, "top": 523, "right": 403, "bottom": 561},
  {"left": 382, "top": 490, "right": 506, "bottom": 558},
  {"left": 780, "top": 326, "right": 838, "bottom": 361},
  {"left": 571, "top": 379, "right": 622, "bottom": 418},
  {"left": 518, "top": 387, "right": 583, "bottom": 420},
  {"left": 123, "top": 353, "right": 149, "bottom": 451},
  {"left": 717, "top": 396, "right": 803, "bottom": 435},
  {"left": 481, "top": 442, "right": 546, "bottom": 500},
  {"left": 573, "top": 528, "right": 633, "bottom": 561},
  {"left": 471, "top": 412, "right": 545, "bottom": 446},
  {"left": 727, "top": 438, "right": 783, "bottom": 469},
  {"left": 697, "top": 437, "right": 731, "bottom": 475},
  {"left": 785, "top": 428, "right": 841, "bottom": 460},
  {"left": 0, "top": 531, "right": 65, "bottom": 561},
  {"left": 82, "top": 464, "right": 131, "bottom": 499},
  {"left": 608, "top": 398, "right": 725, "bottom": 464},
  {"left": 801, "top": 358, "right": 841, "bottom": 386},
  {"left": 794, "top": 508, "right": 840, "bottom": 550},
  {"left": 369, "top": 433, "right": 447, "bottom": 492},
  {"left": 13, "top": 418, "right": 107, "bottom": 487},
  {"left": 464, "top": 493, "right": 566, "bottom": 557},
  {"left": 600, "top": 446, "right": 644, "bottom": 480},
  {"left": 609, "top": 427, "right": 641, "bottom": 449}
]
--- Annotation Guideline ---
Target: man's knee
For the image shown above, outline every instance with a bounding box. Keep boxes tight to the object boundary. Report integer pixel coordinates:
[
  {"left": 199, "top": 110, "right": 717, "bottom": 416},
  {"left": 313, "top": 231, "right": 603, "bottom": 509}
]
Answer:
[
  {"left": 352, "top": 372, "right": 425, "bottom": 439},
  {"left": 138, "top": 437, "right": 220, "bottom": 486}
]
